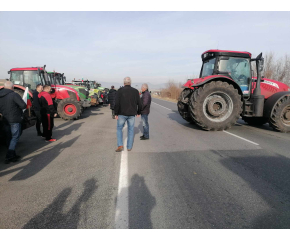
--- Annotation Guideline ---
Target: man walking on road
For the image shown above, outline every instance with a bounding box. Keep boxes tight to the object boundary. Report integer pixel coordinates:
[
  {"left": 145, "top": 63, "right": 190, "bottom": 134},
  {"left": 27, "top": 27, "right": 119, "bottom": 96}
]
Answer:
[
  {"left": 108, "top": 85, "right": 117, "bottom": 119},
  {"left": 140, "top": 83, "right": 151, "bottom": 140},
  {"left": 0, "top": 81, "right": 26, "bottom": 164},
  {"left": 114, "top": 77, "right": 142, "bottom": 152},
  {"left": 38, "top": 85, "right": 57, "bottom": 142},
  {"left": 33, "top": 84, "right": 43, "bottom": 136}
]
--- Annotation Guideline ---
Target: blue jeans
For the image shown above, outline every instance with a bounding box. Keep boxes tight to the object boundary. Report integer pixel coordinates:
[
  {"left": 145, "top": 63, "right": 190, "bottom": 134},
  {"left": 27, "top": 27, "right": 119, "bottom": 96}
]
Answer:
[
  {"left": 141, "top": 114, "right": 149, "bottom": 138},
  {"left": 8, "top": 123, "right": 21, "bottom": 151},
  {"left": 117, "top": 115, "right": 135, "bottom": 150}
]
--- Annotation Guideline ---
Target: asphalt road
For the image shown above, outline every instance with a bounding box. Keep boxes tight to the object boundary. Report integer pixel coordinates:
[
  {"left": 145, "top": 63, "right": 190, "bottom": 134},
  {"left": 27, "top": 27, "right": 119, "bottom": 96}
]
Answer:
[{"left": 1, "top": 99, "right": 290, "bottom": 229}]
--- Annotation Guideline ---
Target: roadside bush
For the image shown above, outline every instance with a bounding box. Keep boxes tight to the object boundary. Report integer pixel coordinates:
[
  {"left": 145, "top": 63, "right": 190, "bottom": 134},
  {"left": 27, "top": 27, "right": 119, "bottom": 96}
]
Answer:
[
  {"left": 160, "top": 81, "right": 183, "bottom": 100},
  {"left": 252, "top": 52, "right": 290, "bottom": 85}
]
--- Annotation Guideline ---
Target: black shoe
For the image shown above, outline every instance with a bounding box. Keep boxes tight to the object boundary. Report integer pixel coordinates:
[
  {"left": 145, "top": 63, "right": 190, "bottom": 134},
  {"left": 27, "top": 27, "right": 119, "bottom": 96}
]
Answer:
[
  {"left": 140, "top": 135, "right": 144, "bottom": 138},
  {"left": 140, "top": 136, "right": 149, "bottom": 140},
  {"left": 10, "top": 155, "right": 21, "bottom": 162}
]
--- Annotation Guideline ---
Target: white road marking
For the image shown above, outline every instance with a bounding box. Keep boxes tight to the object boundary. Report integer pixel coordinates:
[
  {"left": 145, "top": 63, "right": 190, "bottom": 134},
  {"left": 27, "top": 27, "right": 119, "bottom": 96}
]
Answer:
[
  {"left": 115, "top": 127, "right": 129, "bottom": 229},
  {"left": 223, "top": 130, "right": 259, "bottom": 146},
  {"left": 152, "top": 101, "right": 172, "bottom": 111}
]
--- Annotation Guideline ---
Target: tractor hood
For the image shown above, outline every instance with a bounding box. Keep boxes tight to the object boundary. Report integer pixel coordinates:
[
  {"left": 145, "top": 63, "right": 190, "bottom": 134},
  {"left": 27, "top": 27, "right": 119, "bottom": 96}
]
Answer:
[
  {"left": 183, "top": 75, "right": 233, "bottom": 88},
  {"left": 252, "top": 77, "right": 290, "bottom": 99}
]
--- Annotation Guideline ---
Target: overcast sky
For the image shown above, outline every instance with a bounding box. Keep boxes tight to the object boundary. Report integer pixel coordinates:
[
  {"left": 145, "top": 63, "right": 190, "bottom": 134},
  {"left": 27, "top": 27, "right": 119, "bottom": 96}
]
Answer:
[{"left": 0, "top": 11, "right": 289, "bottom": 84}]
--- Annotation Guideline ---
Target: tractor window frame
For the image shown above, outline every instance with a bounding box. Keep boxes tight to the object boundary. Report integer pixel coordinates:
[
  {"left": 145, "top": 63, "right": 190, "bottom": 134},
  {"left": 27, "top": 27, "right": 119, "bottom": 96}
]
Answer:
[{"left": 200, "top": 57, "right": 217, "bottom": 78}]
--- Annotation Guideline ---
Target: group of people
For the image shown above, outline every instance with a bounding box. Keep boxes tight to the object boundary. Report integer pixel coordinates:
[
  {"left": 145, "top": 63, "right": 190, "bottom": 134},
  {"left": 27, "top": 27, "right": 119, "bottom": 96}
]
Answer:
[
  {"left": 108, "top": 77, "right": 151, "bottom": 152},
  {"left": 0, "top": 81, "right": 57, "bottom": 164},
  {"left": 0, "top": 77, "right": 150, "bottom": 164}
]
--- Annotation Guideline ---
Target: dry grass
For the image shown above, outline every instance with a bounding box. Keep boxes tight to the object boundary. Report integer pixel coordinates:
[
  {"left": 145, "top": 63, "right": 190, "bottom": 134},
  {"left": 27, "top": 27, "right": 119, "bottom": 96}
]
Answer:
[{"left": 159, "top": 80, "right": 183, "bottom": 101}]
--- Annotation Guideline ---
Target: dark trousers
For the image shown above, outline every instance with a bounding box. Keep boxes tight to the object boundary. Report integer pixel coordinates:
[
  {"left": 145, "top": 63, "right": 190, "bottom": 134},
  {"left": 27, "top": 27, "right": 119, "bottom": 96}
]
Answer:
[
  {"left": 111, "top": 109, "right": 115, "bottom": 119},
  {"left": 141, "top": 114, "right": 149, "bottom": 138},
  {"left": 41, "top": 113, "right": 54, "bottom": 140},
  {"left": 35, "top": 111, "right": 42, "bottom": 135}
]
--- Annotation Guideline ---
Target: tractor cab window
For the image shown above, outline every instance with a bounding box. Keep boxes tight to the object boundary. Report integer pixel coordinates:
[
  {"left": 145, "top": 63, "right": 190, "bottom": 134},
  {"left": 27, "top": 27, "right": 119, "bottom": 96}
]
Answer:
[
  {"left": 10, "top": 70, "right": 42, "bottom": 90},
  {"left": 10, "top": 71, "right": 24, "bottom": 86},
  {"left": 201, "top": 58, "right": 216, "bottom": 78},
  {"left": 218, "top": 57, "right": 251, "bottom": 93}
]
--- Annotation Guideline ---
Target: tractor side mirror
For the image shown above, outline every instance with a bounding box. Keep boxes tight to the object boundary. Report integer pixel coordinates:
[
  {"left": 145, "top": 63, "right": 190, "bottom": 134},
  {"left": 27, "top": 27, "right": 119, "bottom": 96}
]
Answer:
[
  {"left": 256, "top": 52, "right": 262, "bottom": 60},
  {"left": 7, "top": 71, "right": 11, "bottom": 74}
]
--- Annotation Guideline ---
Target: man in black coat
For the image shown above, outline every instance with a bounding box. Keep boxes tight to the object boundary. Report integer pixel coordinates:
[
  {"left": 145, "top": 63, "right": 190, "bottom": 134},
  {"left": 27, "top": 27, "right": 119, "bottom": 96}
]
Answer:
[
  {"left": 0, "top": 81, "right": 26, "bottom": 163},
  {"left": 108, "top": 85, "right": 117, "bottom": 119},
  {"left": 114, "top": 77, "right": 142, "bottom": 152},
  {"left": 140, "top": 83, "right": 151, "bottom": 140},
  {"left": 33, "top": 84, "right": 43, "bottom": 136}
]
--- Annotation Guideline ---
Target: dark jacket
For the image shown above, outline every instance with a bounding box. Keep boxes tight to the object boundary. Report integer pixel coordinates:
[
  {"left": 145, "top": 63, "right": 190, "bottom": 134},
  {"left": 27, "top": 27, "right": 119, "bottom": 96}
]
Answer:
[
  {"left": 32, "top": 90, "right": 41, "bottom": 111},
  {"left": 114, "top": 85, "right": 142, "bottom": 116},
  {"left": 0, "top": 88, "right": 26, "bottom": 123},
  {"left": 108, "top": 88, "right": 117, "bottom": 109},
  {"left": 38, "top": 91, "right": 56, "bottom": 115},
  {"left": 141, "top": 90, "right": 151, "bottom": 115}
]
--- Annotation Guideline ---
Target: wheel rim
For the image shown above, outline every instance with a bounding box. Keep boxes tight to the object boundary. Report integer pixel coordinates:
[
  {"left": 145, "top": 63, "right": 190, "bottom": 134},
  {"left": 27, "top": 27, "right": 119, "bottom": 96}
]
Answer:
[
  {"left": 203, "top": 91, "right": 233, "bottom": 122},
  {"left": 64, "top": 104, "right": 77, "bottom": 116},
  {"left": 281, "top": 105, "right": 290, "bottom": 126}
]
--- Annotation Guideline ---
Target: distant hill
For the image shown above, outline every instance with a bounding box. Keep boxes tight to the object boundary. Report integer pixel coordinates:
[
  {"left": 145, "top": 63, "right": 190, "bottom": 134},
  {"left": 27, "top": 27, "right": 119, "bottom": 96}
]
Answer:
[{"left": 98, "top": 81, "right": 167, "bottom": 90}]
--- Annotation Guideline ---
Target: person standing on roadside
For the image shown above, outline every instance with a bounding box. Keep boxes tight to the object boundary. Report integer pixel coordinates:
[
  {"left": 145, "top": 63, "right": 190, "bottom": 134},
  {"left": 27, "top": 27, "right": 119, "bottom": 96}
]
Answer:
[
  {"left": 140, "top": 83, "right": 151, "bottom": 140},
  {"left": 108, "top": 85, "right": 117, "bottom": 119},
  {"left": 0, "top": 81, "right": 26, "bottom": 164},
  {"left": 114, "top": 77, "right": 142, "bottom": 152},
  {"left": 33, "top": 84, "right": 43, "bottom": 136},
  {"left": 38, "top": 85, "right": 57, "bottom": 142}
]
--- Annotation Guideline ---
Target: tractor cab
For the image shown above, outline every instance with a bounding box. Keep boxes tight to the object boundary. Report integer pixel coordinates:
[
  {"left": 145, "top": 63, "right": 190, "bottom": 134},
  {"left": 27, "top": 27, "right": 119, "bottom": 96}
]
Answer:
[
  {"left": 8, "top": 67, "right": 46, "bottom": 91},
  {"left": 201, "top": 50, "right": 252, "bottom": 95}
]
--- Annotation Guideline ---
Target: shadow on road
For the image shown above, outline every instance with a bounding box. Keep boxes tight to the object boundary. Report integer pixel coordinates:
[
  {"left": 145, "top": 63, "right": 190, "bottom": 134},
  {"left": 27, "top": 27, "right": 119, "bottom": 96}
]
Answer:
[
  {"left": 23, "top": 178, "right": 98, "bottom": 229},
  {"left": 115, "top": 174, "right": 156, "bottom": 229},
  {"left": 167, "top": 111, "right": 204, "bottom": 131},
  {"left": 0, "top": 135, "right": 81, "bottom": 181},
  {"left": 220, "top": 150, "right": 290, "bottom": 228},
  {"left": 129, "top": 174, "right": 156, "bottom": 228}
]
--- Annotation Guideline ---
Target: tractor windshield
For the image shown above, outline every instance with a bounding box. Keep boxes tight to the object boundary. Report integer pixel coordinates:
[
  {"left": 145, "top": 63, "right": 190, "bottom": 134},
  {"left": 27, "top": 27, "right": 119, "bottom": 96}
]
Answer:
[
  {"left": 10, "top": 70, "right": 43, "bottom": 90},
  {"left": 218, "top": 57, "right": 251, "bottom": 92},
  {"left": 201, "top": 58, "right": 216, "bottom": 78}
]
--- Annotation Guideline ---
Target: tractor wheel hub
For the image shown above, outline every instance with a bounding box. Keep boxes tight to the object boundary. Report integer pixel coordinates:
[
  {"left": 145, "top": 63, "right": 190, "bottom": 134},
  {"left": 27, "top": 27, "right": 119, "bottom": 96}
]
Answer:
[
  {"left": 284, "top": 111, "right": 290, "bottom": 120},
  {"left": 207, "top": 96, "right": 227, "bottom": 117}
]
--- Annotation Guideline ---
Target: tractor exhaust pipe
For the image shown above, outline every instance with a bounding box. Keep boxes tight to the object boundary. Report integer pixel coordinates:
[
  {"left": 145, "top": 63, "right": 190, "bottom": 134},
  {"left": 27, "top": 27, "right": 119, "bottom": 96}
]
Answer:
[
  {"left": 251, "top": 53, "right": 265, "bottom": 117},
  {"left": 42, "top": 65, "right": 50, "bottom": 85}
]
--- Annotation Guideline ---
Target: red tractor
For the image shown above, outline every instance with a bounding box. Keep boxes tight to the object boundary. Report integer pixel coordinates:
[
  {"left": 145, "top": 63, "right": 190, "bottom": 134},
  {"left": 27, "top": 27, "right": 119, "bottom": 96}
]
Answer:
[
  {"left": 177, "top": 50, "right": 290, "bottom": 132},
  {"left": 5, "top": 66, "right": 82, "bottom": 120}
]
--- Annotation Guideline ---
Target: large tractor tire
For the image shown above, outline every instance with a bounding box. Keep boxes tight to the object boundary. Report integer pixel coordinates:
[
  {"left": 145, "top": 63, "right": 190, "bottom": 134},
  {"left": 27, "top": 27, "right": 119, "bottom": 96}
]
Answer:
[
  {"left": 57, "top": 98, "right": 82, "bottom": 120},
  {"left": 269, "top": 95, "right": 290, "bottom": 133},
  {"left": 189, "top": 81, "right": 242, "bottom": 131},
  {"left": 177, "top": 89, "right": 193, "bottom": 123},
  {"left": 242, "top": 116, "right": 268, "bottom": 126},
  {"left": 14, "top": 89, "right": 24, "bottom": 97}
]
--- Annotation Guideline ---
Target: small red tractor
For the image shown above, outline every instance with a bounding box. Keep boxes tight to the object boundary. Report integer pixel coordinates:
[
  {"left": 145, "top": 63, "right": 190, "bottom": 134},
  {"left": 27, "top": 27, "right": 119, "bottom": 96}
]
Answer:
[
  {"left": 177, "top": 50, "right": 290, "bottom": 132},
  {"left": 5, "top": 66, "right": 82, "bottom": 120}
]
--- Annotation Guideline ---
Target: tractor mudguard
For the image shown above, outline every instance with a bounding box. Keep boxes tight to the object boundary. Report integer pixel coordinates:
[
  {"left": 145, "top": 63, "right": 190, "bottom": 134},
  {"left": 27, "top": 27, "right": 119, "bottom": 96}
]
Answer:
[
  {"left": 264, "top": 91, "right": 290, "bottom": 118},
  {"left": 184, "top": 76, "right": 243, "bottom": 96}
]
